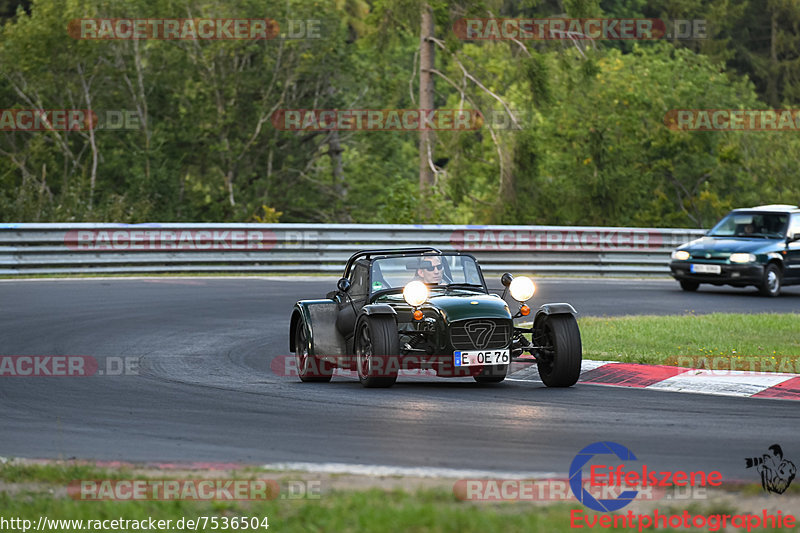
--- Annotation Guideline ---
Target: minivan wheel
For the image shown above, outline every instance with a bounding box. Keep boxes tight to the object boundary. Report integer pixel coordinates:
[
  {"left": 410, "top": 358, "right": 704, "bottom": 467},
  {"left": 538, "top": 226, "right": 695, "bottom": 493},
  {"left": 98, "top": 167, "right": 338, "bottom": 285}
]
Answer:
[
  {"left": 758, "top": 263, "right": 781, "bottom": 297},
  {"left": 679, "top": 280, "right": 699, "bottom": 292}
]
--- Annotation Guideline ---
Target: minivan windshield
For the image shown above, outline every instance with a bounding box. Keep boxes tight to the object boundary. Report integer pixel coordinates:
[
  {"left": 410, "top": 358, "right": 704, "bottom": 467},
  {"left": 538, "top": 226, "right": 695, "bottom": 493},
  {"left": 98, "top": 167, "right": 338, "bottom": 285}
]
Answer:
[{"left": 707, "top": 212, "right": 788, "bottom": 238}]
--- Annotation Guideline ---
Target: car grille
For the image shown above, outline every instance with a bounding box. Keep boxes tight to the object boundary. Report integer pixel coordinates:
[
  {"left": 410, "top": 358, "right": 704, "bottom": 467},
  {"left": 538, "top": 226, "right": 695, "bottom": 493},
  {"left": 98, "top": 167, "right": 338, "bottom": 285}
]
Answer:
[
  {"left": 690, "top": 252, "right": 730, "bottom": 260},
  {"left": 450, "top": 319, "right": 511, "bottom": 350}
]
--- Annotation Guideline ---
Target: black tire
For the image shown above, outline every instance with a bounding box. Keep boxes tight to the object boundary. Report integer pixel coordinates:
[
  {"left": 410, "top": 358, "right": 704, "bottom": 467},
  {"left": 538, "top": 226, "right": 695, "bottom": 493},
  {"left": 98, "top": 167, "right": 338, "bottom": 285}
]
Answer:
[
  {"left": 355, "top": 315, "right": 399, "bottom": 388},
  {"left": 758, "top": 263, "right": 782, "bottom": 297},
  {"left": 474, "top": 363, "right": 508, "bottom": 383},
  {"left": 535, "top": 314, "right": 582, "bottom": 387},
  {"left": 294, "top": 319, "right": 333, "bottom": 383},
  {"left": 679, "top": 280, "right": 699, "bottom": 292}
]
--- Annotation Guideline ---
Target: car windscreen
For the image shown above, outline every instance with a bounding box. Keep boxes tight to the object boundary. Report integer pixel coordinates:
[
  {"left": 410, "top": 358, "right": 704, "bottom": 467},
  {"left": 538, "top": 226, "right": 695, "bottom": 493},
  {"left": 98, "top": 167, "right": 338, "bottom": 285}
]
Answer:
[
  {"left": 708, "top": 212, "right": 789, "bottom": 238},
  {"left": 369, "top": 254, "right": 483, "bottom": 293}
]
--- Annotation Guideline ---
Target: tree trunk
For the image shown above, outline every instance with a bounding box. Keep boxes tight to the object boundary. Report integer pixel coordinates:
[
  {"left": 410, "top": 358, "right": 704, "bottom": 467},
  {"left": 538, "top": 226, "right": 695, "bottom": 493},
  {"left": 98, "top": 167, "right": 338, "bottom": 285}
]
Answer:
[
  {"left": 767, "top": 6, "right": 779, "bottom": 107},
  {"left": 78, "top": 64, "right": 99, "bottom": 211},
  {"left": 418, "top": 3, "right": 435, "bottom": 193},
  {"left": 325, "top": 83, "right": 349, "bottom": 221},
  {"left": 328, "top": 130, "right": 349, "bottom": 221}
]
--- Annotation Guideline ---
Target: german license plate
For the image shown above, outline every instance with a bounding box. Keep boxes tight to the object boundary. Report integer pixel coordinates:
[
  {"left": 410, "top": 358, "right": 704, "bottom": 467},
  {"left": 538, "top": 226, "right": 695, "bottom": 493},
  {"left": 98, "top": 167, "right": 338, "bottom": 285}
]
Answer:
[
  {"left": 454, "top": 350, "right": 510, "bottom": 367},
  {"left": 690, "top": 264, "right": 721, "bottom": 274}
]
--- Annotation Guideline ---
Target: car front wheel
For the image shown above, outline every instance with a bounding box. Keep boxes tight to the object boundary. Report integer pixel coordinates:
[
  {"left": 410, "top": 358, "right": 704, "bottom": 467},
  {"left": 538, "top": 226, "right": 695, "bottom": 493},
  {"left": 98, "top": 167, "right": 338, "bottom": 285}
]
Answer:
[
  {"left": 294, "top": 319, "right": 333, "bottom": 383},
  {"left": 355, "top": 315, "right": 399, "bottom": 388},
  {"left": 535, "top": 314, "right": 582, "bottom": 387},
  {"left": 758, "top": 263, "right": 782, "bottom": 297}
]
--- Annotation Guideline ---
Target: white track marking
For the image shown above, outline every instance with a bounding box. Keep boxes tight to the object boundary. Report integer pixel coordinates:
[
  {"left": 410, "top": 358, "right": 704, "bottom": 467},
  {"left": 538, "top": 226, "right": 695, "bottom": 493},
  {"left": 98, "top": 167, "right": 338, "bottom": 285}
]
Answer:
[
  {"left": 647, "top": 369, "right": 797, "bottom": 397},
  {"left": 261, "top": 462, "right": 560, "bottom": 479}
]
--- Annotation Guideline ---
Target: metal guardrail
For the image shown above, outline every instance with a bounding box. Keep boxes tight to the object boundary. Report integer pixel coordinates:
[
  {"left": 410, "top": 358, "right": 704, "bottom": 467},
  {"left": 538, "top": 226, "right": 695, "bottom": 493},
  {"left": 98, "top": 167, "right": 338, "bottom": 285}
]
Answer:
[{"left": 0, "top": 223, "right": 705, "bottom": 276}]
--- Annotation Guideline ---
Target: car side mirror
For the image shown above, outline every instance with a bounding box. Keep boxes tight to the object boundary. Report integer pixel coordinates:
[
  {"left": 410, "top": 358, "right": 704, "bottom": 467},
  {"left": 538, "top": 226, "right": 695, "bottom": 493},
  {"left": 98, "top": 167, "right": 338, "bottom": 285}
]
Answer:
[
  {"left": 337, "top": 277, "right": 351, "bottom": 293},
  {"left": 789, "top": 233, "right": 800, "bottom": 243},
  {"left": 501, "top": 273, "right": 514, "bottom": 287}
]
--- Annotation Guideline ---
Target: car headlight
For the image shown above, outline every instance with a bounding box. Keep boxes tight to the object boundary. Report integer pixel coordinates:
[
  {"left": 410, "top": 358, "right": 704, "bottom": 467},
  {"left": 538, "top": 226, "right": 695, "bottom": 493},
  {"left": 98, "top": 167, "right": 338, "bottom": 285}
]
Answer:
[
  {"left": 509, "top": 276, "right": 536, "bottom": 302},
  {"left": 671, "top": 250, "right": 690, "bottom": 261},
  {"left": 730, "top": 253, "right": 756, "bottom": 263},
  {"left": 403, "top": 280, "right": 428, "bottom": 307}
]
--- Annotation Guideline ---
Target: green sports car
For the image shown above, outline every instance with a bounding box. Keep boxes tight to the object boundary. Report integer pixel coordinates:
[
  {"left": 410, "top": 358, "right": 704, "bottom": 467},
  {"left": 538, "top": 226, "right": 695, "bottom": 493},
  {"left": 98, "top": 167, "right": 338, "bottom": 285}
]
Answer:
[{"left": 289, "top": 247, "right": 582, "bottom": 388}]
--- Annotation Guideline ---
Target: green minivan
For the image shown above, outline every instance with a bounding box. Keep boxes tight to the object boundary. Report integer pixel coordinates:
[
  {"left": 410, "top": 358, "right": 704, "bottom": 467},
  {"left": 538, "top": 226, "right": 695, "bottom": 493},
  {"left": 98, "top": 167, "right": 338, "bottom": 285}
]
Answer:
[{"left": 669, "top": 205, "right": 800, "bottom": 296}]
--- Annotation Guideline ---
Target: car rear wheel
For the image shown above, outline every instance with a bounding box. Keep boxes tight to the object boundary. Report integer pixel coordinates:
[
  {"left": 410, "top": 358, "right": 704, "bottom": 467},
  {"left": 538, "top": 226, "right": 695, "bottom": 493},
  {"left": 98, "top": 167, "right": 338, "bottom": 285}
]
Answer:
[
  {"left": 294, "top": 319, "right": 333, "bottom": 383},
  {"left": 535, "top": 315, "right": 582, "bottom": 387},
  {"left": 474, "top": 363, "right": 507, "bottom": 384},
  {"left": 758, "top": 263, "right": 782, "bottom": 297},
  {"left": 679, "top": 280, "right": 699, "bottom": 292},
  {"left": 355, "top": 315, "right": 399, "bottom": 388}
]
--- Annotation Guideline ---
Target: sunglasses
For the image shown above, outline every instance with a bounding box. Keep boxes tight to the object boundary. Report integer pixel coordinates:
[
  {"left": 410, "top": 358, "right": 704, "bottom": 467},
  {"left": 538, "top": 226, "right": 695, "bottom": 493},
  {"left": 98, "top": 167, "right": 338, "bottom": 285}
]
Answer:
[{"left": 421, "top": 263, "right": 444, "bottom": 272}]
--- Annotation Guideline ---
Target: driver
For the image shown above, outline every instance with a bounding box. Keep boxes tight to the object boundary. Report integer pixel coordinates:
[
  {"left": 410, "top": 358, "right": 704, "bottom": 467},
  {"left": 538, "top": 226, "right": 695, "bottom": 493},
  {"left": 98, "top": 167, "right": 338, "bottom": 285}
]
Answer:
[{"left": 415, "top": 256, "right": 444, "bottom": 284}]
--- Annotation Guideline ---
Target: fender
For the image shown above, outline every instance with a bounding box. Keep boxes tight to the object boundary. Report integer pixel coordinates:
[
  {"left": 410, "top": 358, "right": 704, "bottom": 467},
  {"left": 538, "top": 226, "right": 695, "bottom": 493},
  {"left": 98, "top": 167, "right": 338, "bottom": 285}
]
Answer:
[
  {"left": 348, "top": 304, "right": 399, "bottom": 362},
  {"left": 289, "top": 300, "right": 347, "bottom": 356},
  {"left": 360, "top": 303, "right": 397, "bottom": 316},
  {"left": 765, "top": 253, "right": 784, "bottom": 272},
  {"left": 532, "top": 302, "right": 578, "bottom": 330}
]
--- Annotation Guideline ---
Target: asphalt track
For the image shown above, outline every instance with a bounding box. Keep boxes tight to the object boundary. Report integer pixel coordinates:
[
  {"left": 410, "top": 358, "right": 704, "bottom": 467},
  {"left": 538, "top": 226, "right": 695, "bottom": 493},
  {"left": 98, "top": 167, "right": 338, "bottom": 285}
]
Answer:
[{"left": 0, "top": 277, "right": 798, "bottom": 479}]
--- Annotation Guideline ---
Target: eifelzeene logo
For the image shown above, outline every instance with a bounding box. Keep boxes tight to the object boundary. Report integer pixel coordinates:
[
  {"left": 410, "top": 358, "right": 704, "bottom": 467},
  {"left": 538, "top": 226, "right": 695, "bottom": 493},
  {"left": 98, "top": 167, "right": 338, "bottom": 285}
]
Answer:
[
  {"left": 745, "top": 444, "right": 796, "bottom": 495},
  {"left": 570, "top": 441, "right": 640, "bottom": 512},
  {"left": 569, "top": 441, "right": 723, "bottom": 512}
]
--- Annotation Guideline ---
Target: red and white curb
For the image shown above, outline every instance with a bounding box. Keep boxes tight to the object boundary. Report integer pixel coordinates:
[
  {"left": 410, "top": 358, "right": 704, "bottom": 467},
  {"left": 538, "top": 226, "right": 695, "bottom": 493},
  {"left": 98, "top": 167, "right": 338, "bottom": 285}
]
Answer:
[{"left": 509, "top": 360, "right": 800, "bottom": 400}]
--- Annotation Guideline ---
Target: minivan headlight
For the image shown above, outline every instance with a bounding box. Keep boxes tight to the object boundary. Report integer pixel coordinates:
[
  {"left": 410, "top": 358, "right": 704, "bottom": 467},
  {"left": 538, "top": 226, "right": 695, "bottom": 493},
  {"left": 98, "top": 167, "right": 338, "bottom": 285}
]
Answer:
[{"left": 730, "top": 253, "right": 756, "bottom": 263}]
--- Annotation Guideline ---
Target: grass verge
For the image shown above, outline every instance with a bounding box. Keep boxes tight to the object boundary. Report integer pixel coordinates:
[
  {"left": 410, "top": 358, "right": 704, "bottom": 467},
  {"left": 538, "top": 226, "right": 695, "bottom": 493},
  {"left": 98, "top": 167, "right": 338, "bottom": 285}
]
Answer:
[
  {"left": 579, "top": 313, "right": 800, "bottom": 370},
  {"left": 2, "top": 462, "right": 797, "bottom": 533}
]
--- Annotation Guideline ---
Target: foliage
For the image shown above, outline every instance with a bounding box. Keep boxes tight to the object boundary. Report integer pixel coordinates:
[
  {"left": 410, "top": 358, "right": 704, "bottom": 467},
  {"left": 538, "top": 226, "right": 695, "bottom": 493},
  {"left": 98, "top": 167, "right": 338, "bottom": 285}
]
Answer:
[{"left": 1, "top": 0, "right": 799, "bottom": 227}]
